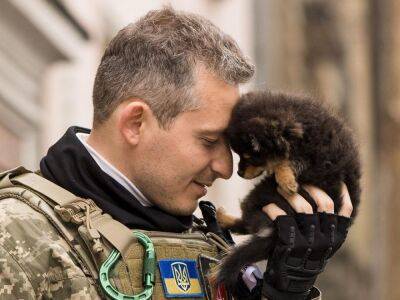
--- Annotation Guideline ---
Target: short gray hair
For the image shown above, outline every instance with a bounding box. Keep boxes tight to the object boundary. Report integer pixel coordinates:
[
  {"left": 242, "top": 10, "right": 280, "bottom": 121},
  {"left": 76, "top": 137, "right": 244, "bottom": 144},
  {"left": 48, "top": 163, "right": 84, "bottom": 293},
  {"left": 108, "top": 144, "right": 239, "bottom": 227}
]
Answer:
[{"left": 92, "top": 6, "right": 254, "bottom": 128}]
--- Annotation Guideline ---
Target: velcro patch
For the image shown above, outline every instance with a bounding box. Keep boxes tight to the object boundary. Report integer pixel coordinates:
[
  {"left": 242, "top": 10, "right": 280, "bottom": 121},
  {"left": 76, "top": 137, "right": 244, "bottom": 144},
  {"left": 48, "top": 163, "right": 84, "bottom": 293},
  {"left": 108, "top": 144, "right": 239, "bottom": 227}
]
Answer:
[{"left": 158, "top": 259, "right": 204, "bottom": 298}]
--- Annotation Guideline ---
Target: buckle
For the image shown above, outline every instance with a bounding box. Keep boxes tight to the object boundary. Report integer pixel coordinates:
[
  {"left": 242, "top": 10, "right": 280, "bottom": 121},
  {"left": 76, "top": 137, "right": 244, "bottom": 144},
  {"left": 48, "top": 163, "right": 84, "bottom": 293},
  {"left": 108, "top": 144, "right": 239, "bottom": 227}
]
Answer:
[
  {"left": 99, "top": 231, "right": 156, "bottom": 300},
  {"left": 55, "top": 198, "right": 102, "bottom": 225}
]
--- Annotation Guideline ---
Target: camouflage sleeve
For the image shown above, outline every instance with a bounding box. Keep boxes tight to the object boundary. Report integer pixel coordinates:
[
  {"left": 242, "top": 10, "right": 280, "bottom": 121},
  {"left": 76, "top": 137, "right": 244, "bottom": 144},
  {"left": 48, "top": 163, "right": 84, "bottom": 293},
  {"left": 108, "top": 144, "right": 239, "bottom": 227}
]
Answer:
[
  {"left": 0, "top": 244, "right": 36, "bottom": 299},
  {"left": 0, "top": 197, "right": 102, "bottom": 299}
]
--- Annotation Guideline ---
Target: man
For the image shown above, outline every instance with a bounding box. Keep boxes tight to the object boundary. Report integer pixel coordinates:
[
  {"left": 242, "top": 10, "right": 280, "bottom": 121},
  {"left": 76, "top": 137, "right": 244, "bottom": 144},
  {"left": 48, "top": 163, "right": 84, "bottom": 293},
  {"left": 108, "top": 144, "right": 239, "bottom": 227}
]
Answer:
[{"left": 0, "top": 7, "right": 352, "bottom": 299}]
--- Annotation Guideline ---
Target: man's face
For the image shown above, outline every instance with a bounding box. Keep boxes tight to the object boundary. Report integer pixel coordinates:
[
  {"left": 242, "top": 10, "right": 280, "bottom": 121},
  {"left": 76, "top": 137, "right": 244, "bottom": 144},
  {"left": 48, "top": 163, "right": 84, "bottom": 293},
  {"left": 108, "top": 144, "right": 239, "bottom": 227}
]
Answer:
[{"left": 133, "top": 69, "right": 239, "bottom": 216}]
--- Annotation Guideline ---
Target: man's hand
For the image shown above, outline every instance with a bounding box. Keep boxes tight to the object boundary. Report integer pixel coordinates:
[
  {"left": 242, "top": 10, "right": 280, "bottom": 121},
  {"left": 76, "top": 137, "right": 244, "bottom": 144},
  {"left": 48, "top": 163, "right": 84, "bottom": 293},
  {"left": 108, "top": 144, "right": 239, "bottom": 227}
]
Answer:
[{"left": 260, "top": 183, "right": 353, "bottom": 299}]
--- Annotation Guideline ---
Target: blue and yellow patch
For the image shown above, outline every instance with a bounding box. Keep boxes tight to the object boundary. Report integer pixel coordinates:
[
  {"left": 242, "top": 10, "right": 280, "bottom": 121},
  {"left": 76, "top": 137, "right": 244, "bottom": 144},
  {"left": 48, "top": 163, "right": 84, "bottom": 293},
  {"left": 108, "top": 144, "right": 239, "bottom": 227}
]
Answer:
[{"left": 158, "top": 259, "right": 204, "bottom": 298}]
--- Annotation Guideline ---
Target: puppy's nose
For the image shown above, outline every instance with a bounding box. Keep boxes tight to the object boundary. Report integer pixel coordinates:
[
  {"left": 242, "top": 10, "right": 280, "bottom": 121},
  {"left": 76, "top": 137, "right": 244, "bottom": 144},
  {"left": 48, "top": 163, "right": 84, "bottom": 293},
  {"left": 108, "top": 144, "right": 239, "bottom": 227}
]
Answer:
[{"left": 237, "top": 169, "right": 244, "bottom": 177}]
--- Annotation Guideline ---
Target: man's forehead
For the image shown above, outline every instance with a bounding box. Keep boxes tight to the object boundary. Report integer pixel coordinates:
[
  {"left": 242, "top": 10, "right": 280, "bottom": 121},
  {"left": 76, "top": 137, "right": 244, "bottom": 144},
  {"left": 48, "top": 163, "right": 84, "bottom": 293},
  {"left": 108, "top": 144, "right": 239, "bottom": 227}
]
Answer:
[
  {"left": 177, "top": 104, "right": 229, "bottom": 134},
  {"left": 199, "top": 84, "right": 239, "bottom": 105},
  {"left": 193, "top": 82, "right": 239, "bottom": 117},
  {"left": 178, "top": 66, "right": 239, "bottom": 134},
  {"left": 194, "top": 65, "right": 239, "bottom": 102},
  {"left": 188, "top": 99, "right": 235, "bottom": 132},
  {"left": 189, "top": 92, "right": 238, "bottom": 135}
]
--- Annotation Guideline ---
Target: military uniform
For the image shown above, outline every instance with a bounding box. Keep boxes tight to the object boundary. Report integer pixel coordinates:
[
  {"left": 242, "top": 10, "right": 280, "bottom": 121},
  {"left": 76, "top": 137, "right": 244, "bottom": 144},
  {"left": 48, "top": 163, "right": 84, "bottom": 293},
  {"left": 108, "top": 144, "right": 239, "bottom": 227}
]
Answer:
[
  {"left": 0, "top": 167, "right": 231, "bottom": 300},
  {"left": 0, "top": 197, "right": 100, "bottom": 299},
  {"left": 0, "top": 171, "right": 322, "bottom": 300}
]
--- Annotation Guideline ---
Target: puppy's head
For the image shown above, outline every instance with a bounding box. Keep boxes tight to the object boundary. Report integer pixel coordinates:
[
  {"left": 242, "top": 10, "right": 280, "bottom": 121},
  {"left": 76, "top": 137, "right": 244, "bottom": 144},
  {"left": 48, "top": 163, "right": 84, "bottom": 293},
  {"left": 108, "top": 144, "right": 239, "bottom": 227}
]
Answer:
[{"left": 227, "top": 92, "right": 304, "bottom": 179}]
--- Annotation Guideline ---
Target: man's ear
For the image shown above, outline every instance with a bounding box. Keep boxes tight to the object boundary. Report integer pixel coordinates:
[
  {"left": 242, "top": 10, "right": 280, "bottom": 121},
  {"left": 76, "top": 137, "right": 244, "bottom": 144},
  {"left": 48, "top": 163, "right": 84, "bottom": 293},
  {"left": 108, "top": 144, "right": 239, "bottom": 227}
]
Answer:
[{"left": 118, "top": 100, "right": 147, "bottom": 146}]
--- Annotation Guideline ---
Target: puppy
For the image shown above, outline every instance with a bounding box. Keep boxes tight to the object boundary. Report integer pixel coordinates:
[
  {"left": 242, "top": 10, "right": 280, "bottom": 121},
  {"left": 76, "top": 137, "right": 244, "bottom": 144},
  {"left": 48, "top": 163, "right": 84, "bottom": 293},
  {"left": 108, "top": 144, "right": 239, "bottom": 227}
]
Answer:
[{"left": 215, "top": 90, "right": 361, "bottom": 293}]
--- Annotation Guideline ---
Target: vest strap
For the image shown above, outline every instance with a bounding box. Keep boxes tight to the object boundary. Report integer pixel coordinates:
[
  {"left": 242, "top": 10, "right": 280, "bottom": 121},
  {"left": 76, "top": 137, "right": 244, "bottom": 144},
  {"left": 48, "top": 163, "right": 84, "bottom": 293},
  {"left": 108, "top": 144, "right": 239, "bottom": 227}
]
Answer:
[
  {"left": 5, "top": 168, "right": 78, "bottom": 206},
  {"left": 1, "top": 167, "right": 136, "bottom": 257}
]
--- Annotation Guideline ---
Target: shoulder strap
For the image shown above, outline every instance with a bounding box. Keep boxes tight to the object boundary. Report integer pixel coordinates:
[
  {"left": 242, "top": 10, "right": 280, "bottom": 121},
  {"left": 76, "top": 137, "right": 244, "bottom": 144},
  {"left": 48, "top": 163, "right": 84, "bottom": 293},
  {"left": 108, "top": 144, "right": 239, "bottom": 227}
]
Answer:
[
  {"left": 0, "top": 166, "right": 77, "bottom": 206},
  {"left": 0, "top": 167, "right": 135, "bottom": 261}
]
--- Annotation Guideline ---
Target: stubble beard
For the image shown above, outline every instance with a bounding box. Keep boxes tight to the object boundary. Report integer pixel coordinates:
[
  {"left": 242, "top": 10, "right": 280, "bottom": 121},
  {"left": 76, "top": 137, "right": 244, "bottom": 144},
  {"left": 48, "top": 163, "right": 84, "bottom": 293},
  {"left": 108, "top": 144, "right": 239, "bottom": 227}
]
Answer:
[{"left": 137, "top": 173, "right": 196, "bottom": 216}]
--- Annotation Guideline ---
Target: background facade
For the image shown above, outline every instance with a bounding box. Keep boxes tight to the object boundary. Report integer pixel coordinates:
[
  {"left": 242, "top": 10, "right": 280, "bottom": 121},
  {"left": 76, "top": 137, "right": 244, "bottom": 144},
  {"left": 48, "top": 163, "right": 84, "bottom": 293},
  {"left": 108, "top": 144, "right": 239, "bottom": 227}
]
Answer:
[{"left": 0, "top": 1, "right": 398, "bottom": 299}]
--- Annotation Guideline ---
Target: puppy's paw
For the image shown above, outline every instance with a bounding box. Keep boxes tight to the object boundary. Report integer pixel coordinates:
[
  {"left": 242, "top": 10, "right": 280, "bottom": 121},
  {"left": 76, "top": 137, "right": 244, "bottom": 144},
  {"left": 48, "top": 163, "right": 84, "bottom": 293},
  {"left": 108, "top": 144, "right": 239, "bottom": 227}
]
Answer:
[
  {"left": 280, "top": 180, "right": 299, "bottom": 195},
  {"left": 216, "top": 207, "right": 239, "bottom": 229},
  {"left": 276, "top": 173, "right": 298, "bottom": 195},
  {"left": 275, "top": 161, "right": 298, "bottom": 195}
]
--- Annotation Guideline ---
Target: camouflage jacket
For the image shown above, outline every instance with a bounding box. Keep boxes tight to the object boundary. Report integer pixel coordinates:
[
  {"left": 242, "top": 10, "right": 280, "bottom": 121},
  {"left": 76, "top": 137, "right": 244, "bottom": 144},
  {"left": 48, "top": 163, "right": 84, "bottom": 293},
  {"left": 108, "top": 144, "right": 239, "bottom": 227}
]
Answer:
[
  {"left": 0, "top": 199, "right": 324, "bottom": 300},
  {"left": 0, "top": 197, "right": 101, "bottom": 299},
  {"left": 0, "top": 169, "right": 322, "bottom": 300}
]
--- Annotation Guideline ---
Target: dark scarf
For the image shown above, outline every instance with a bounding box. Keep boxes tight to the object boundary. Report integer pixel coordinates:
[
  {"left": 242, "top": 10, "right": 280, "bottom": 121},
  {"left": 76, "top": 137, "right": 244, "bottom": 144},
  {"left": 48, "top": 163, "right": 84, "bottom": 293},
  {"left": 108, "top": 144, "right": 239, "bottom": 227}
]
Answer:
[{"left": 40, "top": 126, "right": 193, "bottom": 232}]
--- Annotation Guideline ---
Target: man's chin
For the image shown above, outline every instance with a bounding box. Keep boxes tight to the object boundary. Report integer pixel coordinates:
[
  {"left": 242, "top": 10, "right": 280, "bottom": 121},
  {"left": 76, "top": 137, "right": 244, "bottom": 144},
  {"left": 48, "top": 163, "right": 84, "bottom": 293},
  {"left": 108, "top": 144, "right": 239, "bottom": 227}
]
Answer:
[
  {"left": 158, "top": 201, "right": 197, "bottom": 216},
  {"left": 151, "top": 193, "right": 199, "bottom": 216},
  {"left": 167, "top": 205, "right": 197, "bottom": 216}
]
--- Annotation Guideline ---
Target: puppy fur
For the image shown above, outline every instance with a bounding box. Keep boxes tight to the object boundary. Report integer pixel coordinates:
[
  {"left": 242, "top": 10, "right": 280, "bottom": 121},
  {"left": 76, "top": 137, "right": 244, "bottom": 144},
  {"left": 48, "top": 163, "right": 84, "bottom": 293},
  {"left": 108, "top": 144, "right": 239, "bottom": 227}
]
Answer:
[{"left": 216, "top": 91, "right": 361, "bottom": 294}]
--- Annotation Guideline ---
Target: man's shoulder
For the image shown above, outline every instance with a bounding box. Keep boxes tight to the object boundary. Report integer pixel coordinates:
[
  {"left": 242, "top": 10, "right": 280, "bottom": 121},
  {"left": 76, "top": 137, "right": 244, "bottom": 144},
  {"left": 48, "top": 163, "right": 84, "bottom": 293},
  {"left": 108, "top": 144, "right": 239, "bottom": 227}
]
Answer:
[
  {"left": 0, "top": 196, "right": 101, "bottom": 299},
  {"left": 0, "top": 197, "right": 64, "bottom": 247}
]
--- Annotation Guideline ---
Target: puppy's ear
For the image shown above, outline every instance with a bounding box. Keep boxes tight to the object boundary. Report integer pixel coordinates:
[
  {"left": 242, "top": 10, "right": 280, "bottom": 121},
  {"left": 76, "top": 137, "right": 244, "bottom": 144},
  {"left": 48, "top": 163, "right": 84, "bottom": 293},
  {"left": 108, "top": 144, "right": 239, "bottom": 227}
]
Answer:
[{"left": 284, "top": 122, "right": 304, "bottom": 139}]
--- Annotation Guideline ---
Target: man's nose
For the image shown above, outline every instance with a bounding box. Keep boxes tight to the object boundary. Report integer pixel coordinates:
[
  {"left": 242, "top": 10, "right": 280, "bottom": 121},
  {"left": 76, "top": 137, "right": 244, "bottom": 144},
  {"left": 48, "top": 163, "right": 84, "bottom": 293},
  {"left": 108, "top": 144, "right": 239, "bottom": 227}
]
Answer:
[{"left": 210, "top": 142, "right": 233, "bottom": 180}]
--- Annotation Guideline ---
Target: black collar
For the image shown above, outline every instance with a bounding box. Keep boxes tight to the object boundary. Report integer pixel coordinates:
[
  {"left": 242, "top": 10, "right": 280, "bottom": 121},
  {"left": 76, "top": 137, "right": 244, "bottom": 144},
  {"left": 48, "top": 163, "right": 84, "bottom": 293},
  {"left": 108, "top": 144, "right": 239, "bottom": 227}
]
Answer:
[{"left": 40, "top": 126, "right": 193, "bottom": 232}]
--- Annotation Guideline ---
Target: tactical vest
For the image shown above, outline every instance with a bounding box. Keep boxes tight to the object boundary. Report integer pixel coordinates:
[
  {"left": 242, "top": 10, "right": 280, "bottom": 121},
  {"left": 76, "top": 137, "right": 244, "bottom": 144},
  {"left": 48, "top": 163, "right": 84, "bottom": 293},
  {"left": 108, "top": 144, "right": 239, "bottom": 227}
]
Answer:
[{"left": 0, "top": 167, "right": 231, "bottom": 299}]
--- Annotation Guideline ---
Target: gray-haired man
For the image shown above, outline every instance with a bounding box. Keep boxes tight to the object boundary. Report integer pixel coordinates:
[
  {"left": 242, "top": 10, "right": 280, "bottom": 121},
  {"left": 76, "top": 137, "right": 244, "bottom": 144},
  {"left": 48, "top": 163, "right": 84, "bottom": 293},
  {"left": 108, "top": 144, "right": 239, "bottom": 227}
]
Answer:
[{"left": 0, "top": 7, "right": 352, "bottom": 299}]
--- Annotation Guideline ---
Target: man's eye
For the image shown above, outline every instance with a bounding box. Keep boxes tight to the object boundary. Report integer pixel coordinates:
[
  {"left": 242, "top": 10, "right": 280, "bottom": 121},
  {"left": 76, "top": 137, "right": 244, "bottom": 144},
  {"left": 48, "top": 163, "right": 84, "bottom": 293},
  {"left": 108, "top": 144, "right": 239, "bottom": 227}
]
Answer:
[{"left": 202, "top": 138, "right": 219, "bottom": 146}]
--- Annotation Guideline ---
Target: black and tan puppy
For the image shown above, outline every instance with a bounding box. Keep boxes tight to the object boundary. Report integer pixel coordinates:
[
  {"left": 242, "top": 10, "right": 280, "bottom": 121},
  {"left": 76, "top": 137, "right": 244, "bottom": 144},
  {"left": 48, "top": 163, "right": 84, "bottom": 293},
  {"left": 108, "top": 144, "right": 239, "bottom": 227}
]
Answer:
[{"left": 215, "top": 90, "right": 361, "bottom": 292}]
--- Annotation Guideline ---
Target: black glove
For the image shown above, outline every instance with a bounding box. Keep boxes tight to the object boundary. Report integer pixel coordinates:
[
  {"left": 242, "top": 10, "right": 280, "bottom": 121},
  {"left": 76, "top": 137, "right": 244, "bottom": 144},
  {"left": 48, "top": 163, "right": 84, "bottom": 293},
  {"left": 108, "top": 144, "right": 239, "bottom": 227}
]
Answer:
[
  {"left": 199, "top": 200, "right": 235, "bottom": 245},
  {"left": 262, "top": 212, "right": 351, "bottom": 300}
]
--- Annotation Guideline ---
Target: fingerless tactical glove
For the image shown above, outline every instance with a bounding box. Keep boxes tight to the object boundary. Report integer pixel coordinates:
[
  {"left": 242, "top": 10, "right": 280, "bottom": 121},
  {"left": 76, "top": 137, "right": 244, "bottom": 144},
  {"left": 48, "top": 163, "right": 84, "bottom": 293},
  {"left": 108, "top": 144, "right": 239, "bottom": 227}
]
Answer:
[{"left": 262, "top": 213, "right": 351, "bottom": 300}]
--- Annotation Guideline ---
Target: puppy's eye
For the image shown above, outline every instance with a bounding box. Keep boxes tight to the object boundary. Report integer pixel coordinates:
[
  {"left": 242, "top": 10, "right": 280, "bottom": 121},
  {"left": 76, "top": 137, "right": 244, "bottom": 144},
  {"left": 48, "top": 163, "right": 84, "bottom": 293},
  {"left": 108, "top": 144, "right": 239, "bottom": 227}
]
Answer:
[
  {"left": 249, "top": 156, "right": 265, "bottom": 166},
  {"left": 241, "top": 153, "right": 264, "bottom": 166}
]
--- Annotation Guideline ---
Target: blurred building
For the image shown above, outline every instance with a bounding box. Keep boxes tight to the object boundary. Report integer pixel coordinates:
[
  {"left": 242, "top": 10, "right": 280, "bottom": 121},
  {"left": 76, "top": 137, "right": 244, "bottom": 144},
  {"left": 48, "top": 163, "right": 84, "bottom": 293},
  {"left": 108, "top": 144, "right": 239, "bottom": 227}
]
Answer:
[{"left": 0, "top": 0, "right": 399, "bottom": 299}]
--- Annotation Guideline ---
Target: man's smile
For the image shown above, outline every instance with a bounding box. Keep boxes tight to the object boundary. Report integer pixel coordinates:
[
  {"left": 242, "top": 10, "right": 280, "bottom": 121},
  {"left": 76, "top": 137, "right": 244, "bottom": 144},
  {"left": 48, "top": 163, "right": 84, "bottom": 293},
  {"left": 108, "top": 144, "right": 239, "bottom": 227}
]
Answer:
[{"left": 192, "top": 181, "right": 209, "bottom": 197}]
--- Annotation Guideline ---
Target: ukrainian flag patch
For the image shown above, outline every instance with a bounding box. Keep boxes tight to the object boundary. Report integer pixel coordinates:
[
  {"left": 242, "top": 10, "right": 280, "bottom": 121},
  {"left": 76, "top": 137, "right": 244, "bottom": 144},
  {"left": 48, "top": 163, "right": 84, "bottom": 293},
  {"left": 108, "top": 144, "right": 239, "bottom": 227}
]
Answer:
[{"left": 158, "top": 259, "right": 204, "bottom": 298}]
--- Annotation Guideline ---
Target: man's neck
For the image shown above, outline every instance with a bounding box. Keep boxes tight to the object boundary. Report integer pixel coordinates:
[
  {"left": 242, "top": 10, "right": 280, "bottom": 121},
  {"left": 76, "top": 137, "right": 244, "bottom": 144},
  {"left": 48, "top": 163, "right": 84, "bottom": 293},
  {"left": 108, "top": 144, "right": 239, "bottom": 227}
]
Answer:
[
  {"left": 87, "top": 127, "right": 131, "bottom": 179},
  {"left": 82, "top": 127, "right": 152, "bottom": 207}
]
